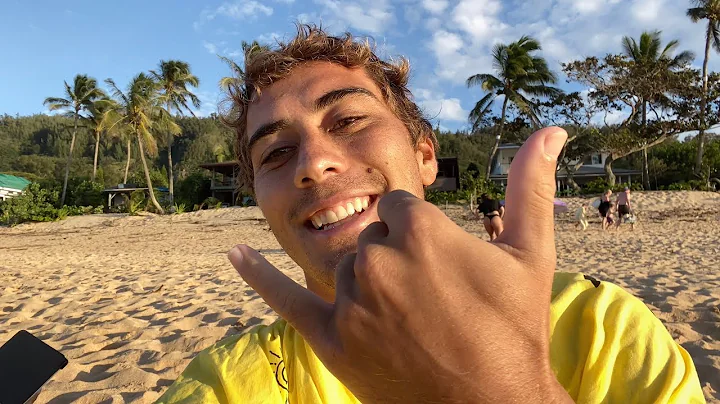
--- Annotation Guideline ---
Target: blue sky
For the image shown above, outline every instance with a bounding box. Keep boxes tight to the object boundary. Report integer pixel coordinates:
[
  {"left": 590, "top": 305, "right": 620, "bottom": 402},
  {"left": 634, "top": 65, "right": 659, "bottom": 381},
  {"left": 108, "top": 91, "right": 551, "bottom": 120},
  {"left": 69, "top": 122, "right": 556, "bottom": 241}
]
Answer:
[{"left": 1, "top": 0, "right": 715, "bottom": 131}]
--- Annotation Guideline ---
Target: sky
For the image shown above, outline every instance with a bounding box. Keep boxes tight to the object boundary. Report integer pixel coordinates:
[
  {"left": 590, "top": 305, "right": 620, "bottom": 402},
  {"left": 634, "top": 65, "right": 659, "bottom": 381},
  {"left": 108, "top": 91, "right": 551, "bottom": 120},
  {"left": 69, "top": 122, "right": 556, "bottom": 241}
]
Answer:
[{"left": 0, "top": 0, "right": 716, "bottom": 132}]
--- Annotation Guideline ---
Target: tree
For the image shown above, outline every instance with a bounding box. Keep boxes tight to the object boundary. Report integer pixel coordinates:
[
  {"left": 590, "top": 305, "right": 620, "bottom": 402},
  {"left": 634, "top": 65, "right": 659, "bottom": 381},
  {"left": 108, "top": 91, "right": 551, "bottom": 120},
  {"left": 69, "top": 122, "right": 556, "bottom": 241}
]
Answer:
[
  {"left": 218, "top": 40, "right": 270, "bottom": 93},
  {"left": 43, "top": 74, "right": 105, "bottom": 206},
  {"left": 150, "top": 60, "right": 200, "bottom": 202},
  {"left": 85, "top": 98, "right": 121, "bottom": 182},
  {"left": 540, "top": 92, "right": 604, "bottom": 190},
  {"left": 563, "top": 53, "right": 695, "bottom": 186},
  {"left": 106, "top": 74, "right": 180, "bottom": 214},
  {"left": 621, "top": 30, "right": 695, "bottom": 189},
  {"left": 466, "top": 36, "right": 561, "bottom": 180},
  {"left": 688, "top": 0, "right": 720, "bottom": 175}
]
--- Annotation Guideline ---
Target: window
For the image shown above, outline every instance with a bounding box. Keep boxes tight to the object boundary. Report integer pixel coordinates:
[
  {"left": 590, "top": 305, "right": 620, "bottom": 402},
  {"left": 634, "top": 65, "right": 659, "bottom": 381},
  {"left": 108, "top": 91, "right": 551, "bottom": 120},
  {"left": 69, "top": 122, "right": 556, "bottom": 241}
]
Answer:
[{"left": 591, "top": 154, "right": 602, "bottom": 165}]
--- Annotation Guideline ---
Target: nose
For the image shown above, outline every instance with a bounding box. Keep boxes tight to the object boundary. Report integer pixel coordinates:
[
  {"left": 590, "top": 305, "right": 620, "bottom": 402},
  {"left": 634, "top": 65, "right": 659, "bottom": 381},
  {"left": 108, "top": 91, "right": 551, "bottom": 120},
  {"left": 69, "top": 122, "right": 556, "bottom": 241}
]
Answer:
[{"left": 293, "top": 132, "right": 347, "bottom": 188}]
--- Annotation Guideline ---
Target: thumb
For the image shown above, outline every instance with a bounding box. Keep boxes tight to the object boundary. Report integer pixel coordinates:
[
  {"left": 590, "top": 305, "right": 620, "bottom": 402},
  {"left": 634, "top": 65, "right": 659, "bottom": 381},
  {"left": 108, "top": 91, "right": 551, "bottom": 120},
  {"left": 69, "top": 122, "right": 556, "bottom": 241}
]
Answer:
[
  {"left": 499, "top": 127, "right": 567, "bottom": 255},
  {"left": 229, "top": 245, "right": 332, "bottom": 346}
]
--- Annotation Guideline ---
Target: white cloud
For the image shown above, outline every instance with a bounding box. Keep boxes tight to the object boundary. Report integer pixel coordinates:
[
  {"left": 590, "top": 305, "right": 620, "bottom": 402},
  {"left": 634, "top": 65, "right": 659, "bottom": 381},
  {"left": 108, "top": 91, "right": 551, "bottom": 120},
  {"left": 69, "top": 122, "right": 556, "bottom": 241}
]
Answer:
[
  {"left": 191, "top": 91, "right": 223, "bottom": 117},
  {"left": 257, "top": 32, "right": 283, "bottom": 44},
  {"left": 631, "top": 0, "right": 664, "bottom": 23},
  {"left": 452, "top": 0, "right": 507, "bottom": 44},
  {"left": 310, "top": 0, "right": 395, "bottom": 34},
  {"left": 422, "top": 0, "right": 448, "bottom": 14},
  {"left": 414, "top": 87, "right": 469, "bottom": 122},
  {"left": 195, "top": 0, "right": 273, "bottom": 30},
  {"left": 203, "top": 41, "right": 218, "bottom": 54}
]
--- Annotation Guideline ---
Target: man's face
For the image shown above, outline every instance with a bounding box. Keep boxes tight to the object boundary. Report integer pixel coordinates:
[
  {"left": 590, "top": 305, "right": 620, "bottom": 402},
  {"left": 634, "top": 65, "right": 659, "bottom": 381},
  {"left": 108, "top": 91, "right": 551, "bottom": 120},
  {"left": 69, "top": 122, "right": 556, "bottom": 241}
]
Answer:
[{"left": 246, "top": 62, "right": 438, "bottom": 300}]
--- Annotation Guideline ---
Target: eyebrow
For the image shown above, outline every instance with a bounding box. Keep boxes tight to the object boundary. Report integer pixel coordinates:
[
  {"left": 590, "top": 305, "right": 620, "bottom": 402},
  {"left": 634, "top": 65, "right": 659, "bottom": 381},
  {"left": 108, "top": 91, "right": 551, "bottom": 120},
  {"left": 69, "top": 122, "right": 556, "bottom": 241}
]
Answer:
[{"left": 247, "top": 87, "right": 378, "bottom": 152}]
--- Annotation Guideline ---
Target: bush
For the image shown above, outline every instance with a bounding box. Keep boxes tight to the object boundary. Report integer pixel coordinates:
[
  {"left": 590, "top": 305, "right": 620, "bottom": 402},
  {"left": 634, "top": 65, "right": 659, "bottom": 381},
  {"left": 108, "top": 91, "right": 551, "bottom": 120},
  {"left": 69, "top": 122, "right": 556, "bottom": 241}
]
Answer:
[
  {"left": 425, "top": 190, "right": 459, "bottom": 205},
  {"left": 72, "top": 180, "right": 104, "bottom": 207},
  {"left": 668, "top": 182, "right": 692, "bottom": 191},
  {"left": 127, "top": 190, "right": 146, "bottom": 215},
  {"left": 175, "top": 172, "right": 212, "bottom": 207},
  {"left": 0, "top": 183, "right": 62, "bottom": 225},
  {"left": 581, "top": 178, "right": 610, "bottom": 195}
]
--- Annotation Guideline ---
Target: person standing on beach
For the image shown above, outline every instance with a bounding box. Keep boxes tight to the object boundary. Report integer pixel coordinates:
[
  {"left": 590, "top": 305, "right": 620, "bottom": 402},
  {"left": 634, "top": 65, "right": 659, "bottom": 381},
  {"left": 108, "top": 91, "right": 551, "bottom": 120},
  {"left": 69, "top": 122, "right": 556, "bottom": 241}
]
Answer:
[
  {"left": 616, "top": 187, "right": 634, "bottom": 230},
  {"left": 598, "top": 189, "right": 612, "bottom": 230},
  {"left": 477, "top": 193, "right": 504, "bottom": 240},
  {"left": 157, "top": 25, "right": 704, "bottom": 403}
]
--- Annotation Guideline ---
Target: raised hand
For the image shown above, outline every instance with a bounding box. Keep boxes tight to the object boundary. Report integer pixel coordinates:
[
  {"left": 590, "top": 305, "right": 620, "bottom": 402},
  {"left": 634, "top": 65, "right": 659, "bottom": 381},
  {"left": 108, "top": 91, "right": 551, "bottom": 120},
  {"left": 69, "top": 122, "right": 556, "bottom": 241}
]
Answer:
[{"left": 229, "top": 127, "right": 573, "bottom": 403}]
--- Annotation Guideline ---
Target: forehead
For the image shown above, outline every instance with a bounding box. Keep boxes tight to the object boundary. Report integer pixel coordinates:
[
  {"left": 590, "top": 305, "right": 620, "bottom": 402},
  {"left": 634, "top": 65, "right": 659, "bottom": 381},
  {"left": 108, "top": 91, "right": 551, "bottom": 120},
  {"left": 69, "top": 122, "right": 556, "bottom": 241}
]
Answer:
[{"left": 246, "top": 62, "right": 384, "bottom": 136}]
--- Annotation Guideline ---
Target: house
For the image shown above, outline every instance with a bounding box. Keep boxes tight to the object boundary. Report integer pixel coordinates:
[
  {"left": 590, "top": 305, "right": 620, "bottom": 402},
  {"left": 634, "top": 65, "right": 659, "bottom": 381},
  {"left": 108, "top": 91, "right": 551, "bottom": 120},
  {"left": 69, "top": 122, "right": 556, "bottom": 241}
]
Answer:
[
  {"left": 427, "top": 157, "right": 460, "bottom": 192},
  {"left": 199, "top": 161, "right": 240, "bottom": 205},
  {"left": 489, "top": 144, "right": 640, "bottom": 190},
  {"left": 0, "top": 174, "right": 31, "bottom": 201},
  {"left": 199, "top": 156, "right": 460, "bottom": 204}
]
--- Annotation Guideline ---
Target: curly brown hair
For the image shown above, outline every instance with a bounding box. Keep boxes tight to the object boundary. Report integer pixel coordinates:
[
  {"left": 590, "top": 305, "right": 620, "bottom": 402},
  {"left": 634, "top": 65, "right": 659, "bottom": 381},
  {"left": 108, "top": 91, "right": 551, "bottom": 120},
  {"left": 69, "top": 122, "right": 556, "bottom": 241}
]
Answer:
[{"left": 222, "top": 24, "right": 438, "bottom": 192}]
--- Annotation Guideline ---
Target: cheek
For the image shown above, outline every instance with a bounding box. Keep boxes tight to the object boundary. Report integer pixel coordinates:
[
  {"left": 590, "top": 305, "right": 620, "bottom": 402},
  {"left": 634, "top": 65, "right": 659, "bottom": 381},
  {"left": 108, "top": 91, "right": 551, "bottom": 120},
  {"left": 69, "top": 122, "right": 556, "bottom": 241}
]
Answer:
[{"left": 254, "top": 178, "right": 289, "bottom": 228}]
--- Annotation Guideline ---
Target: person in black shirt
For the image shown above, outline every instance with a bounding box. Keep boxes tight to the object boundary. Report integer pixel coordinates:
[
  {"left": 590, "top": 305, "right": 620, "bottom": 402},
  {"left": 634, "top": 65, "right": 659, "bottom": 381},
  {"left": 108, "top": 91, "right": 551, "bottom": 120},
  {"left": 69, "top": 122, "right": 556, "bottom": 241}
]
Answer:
[{"left": 477, "top": 193, "right": 505, "bottom": 240}]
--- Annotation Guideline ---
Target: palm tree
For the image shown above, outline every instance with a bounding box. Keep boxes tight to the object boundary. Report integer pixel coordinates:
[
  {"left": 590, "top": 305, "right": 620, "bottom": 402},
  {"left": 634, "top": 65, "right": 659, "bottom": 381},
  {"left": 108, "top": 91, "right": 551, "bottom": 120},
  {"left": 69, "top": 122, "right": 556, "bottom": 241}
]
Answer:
[
  {"left": 106, "top": 74, "right": 180, "bottom": 214},
  {"left": 85, "top": 98, "right": 122, "bottom": 182},
  {"left": 466, "top": 36, "right": 561, "bottom": 180},
  {"left": 621, "top": 30, "right": 695, "bottom": 189},
  {"left": 44, "top": 74, "right": 105, "bottom": 206},
  {"left": 150, "top": 60, "right": 200, "bottom": 202},
  {"left": 688, "top": 0, "right": 720, "bottom": 175},
  {"left": 218, "top": 40, "right": 269, "bottom": 93}
]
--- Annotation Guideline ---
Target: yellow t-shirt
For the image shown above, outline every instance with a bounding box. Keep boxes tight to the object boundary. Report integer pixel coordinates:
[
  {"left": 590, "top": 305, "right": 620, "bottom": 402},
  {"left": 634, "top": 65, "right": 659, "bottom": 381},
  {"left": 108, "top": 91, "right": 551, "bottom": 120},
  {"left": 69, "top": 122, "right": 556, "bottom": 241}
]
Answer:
[{"left": 156, "top": 273, "right": 705, "bottom": 403}]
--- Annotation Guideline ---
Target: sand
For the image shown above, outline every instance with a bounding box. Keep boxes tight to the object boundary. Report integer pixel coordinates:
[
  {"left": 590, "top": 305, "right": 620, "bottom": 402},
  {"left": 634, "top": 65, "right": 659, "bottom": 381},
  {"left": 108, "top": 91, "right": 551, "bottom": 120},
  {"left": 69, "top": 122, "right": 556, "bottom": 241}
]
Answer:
[{"left": 0, "top": 190, "right": 718, "bottom": 403}]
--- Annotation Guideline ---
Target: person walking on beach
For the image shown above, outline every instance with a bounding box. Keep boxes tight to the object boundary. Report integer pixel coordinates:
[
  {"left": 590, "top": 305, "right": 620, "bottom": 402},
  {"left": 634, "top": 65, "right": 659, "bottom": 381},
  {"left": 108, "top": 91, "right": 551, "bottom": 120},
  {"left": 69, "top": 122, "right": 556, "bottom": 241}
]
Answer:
[
  {"left": 616, "top": 187, "right": 634, "bottom": 230},
  {"left": 575, "top": 204, "right": 589, "bottom": 231},
  {"left": 477, "top": 193, "right": 504, "bottom": 240},
  {"left": 158, "top": 24, "right": 704, "bottom": 403},
  {"left": 598, "top": 189, "right": 612, "bottom": 230}
]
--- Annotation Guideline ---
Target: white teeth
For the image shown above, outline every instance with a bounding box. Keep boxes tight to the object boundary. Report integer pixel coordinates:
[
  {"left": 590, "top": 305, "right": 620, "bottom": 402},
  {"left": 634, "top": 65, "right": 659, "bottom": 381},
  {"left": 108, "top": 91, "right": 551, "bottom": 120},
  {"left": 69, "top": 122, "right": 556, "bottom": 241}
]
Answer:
[
  {"left": 325, "top": 210, "right": 339, "bottom": 224},
  {"left": 310, "top": 196, "right": 374, "bottom": 230},
  {"left": 311, "top": 216, "right": 323, "bottom": 229}
]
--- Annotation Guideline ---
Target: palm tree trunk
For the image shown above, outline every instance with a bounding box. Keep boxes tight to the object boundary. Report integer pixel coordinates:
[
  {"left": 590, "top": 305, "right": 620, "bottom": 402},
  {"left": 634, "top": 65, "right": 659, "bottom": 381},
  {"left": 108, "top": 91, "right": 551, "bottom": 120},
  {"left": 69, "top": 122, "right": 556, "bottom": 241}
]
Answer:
[
  {"left": 137, "top": 133, "right": 165, "bottom": 214},
  {"left": 166, "top": 103, "right": 175, "bottom": 202},
  {"left": 60, "top": 114, "right": 78, "bottom": 207},
  {"left": 641, "top": 99, "right": 651, "bottom": 190},
  {"left": 92, "top": 130, "right": 101, "bottom": 182},
  {"left": 484, "top": 95, "right": 509, "bottom": 181},
  {"left": 642, "top": 146, "right": 650, "bottom": 190},
  {"left": 124, "top": 139, "right": 132, "bottom": 184},
  {"left": 695, "top": 26, "right": 713, "bottom": 175}
]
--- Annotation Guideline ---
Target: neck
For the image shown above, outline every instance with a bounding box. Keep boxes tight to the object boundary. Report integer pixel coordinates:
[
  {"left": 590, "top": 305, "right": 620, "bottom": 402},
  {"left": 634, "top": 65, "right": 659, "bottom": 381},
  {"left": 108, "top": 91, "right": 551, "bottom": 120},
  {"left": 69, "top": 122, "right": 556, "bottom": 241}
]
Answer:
[{"left": 305, "top": 276, "right": 336, "bottom": 303}]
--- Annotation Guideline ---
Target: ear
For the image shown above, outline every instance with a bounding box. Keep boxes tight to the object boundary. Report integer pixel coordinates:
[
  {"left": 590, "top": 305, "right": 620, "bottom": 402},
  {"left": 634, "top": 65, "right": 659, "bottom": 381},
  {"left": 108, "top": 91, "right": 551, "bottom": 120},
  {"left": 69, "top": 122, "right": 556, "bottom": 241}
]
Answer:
[{"left": 415, "top": 136, "right": 438, "bottom": 187}]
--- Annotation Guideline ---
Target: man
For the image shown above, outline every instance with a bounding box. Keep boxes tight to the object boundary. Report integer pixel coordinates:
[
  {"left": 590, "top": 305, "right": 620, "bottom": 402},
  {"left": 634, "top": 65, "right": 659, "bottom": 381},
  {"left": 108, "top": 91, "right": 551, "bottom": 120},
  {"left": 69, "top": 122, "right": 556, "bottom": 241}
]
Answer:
[
  {"left": 616, "top": 187, "right": 634, "bottom": 230},
  {"left": 157, "top": 25, "right": 703, "bottom": 403}
]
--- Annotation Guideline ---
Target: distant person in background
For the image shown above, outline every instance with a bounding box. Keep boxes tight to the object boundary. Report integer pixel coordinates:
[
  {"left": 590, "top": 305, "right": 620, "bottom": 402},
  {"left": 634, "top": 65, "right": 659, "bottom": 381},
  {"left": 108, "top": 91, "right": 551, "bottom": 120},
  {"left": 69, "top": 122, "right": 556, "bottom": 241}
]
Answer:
[
  {"left": 478, "top": 193, "right": 504, "bottom": 240},
  {"left": 615, "top": 187, "right": 634, "bottom": 230},
  {"left": 575, "top": 204, "right": 589, "bottom": 231},
  {"left": 598, "top": 189, "right": 612, "bottom": 230}
]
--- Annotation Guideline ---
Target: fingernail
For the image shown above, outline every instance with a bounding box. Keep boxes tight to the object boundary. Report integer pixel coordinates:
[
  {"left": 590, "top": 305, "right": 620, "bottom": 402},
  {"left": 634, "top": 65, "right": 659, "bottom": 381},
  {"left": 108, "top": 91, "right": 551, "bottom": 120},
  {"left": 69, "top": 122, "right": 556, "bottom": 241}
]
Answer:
[
  {"left": 543, "top": 129, "right": 568, "bottom": 161},
  {"left": 228, "top": 245, "right": 243, "bottom": 262}
]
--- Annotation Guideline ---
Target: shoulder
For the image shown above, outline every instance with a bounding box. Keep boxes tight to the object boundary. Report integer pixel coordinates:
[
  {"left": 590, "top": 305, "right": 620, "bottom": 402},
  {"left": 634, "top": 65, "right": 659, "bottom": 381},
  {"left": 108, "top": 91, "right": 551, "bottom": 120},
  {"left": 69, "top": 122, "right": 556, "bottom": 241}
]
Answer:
[
  {"left": 156, "top": 319, "right": 289, "bottom": 404},
  {"left": 549, "top": 273, "right": 704, "bottom": 403}
]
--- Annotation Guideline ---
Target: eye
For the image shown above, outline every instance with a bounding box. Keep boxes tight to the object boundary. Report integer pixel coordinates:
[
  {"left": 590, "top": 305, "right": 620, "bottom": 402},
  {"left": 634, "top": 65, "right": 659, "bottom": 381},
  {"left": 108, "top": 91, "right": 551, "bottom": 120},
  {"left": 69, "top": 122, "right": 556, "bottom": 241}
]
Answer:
[
  {"left": 331, "top": 116, "right": 366, "bottom": 131},
  {"left": 261, "top": 146, "right": 295, "bottom": 166}
]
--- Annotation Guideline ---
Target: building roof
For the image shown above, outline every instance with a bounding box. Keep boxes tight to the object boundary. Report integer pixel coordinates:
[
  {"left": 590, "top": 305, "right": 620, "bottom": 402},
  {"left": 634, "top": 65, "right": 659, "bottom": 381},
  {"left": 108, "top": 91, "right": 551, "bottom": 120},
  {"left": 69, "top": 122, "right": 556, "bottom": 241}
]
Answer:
[
  {"left": 0, "top": 174, "right": 31, "bottom": 191},
  {"left": 199, "top": 161, "right": 240, "bottom": 169},
  {"left": 497, "top": 144, "right": 521, "bottom": 150}
]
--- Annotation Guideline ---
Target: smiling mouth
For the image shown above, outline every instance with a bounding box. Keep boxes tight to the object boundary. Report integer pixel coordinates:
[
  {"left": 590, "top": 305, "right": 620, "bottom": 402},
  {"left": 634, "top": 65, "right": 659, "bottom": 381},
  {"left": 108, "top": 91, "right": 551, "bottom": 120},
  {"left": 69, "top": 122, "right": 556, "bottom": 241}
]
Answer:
[{"left": 307, "top": 195, "right": 378, "bottom": 231}]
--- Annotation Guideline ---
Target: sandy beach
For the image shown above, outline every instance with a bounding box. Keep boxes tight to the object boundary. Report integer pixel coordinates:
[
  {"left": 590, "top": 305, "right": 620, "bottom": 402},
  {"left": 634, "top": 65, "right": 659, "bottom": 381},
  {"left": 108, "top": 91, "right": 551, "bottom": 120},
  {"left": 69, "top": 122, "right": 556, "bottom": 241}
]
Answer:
[{"left": 1, "top": 190, "right": 718, "bottom": 403}]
